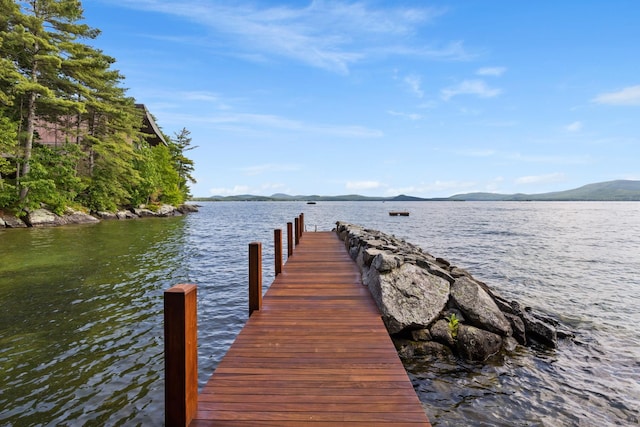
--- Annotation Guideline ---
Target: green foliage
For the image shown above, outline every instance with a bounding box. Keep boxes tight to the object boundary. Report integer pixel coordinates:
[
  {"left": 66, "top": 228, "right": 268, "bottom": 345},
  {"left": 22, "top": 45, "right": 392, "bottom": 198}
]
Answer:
[
  {"left": 0, "top": 116, "right": 18, "bottom": 208},
  {"left": 168, "top": 128, "right": 197, "bottom": 199},
  {"left": 0, "top": 1, "right": 196, "bottom": 214},
  {"left": 151, "top": 144, "right": 183, "bottom": 206},
  {"left": 80, "top": 136, "right": 140, "bottom": 212},
  {"left": 18, "top": 143, "right": 85, "bottom": 214},
  {"left": 447, "top": 313, "right": 459, "bottom": 339}
]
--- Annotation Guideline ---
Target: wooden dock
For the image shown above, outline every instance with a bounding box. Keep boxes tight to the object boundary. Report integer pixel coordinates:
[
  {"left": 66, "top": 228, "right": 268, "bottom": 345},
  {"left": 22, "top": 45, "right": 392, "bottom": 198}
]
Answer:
[{"left": 165, "top": 219, "right": 431, "bottom": 426}]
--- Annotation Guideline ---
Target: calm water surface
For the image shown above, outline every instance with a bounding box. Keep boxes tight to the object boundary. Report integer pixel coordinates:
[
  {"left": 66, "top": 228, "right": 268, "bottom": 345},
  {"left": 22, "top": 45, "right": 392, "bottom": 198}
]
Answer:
[{"left": 1, "top": 202, "right": 639, "bottom": 426}]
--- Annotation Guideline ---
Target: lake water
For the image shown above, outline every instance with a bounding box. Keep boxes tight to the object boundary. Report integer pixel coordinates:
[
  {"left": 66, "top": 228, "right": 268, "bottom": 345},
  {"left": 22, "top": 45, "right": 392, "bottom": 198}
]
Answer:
[{"left": 1, "top": 201, "right": 639, "bottom": 426}]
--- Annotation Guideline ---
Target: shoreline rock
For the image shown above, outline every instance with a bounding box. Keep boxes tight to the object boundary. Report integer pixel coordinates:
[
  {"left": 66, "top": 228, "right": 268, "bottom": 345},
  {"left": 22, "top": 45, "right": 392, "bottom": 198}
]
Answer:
[
  {"left": 335, "top": 221, "right": 572, "bottom": 362},
  {"left": 1, "top": 203, "right": 199, "bottom": 229}
]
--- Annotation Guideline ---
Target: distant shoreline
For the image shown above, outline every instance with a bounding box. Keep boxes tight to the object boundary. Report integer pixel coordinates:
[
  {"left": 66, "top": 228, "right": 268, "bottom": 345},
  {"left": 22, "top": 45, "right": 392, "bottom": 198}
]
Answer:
[{"left": 193, "top": 179, "right": 640, "bottom": 202}]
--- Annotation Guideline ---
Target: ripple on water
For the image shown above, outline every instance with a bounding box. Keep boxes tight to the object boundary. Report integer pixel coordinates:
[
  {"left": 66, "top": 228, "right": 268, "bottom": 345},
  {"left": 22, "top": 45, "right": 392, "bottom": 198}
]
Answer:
[{"left": 1, "top": 202, "right": 639, "bottom": 426}]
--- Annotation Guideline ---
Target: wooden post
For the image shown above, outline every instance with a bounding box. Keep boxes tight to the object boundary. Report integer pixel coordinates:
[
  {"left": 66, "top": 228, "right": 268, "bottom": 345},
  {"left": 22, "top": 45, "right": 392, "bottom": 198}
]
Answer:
[
  {"left": 287, "top": 222, "right": 293, "bottom": 258},
  {"left": 249, "top": 242, "right": 262, "bottom": 316},
  {"left": 300, "top": 213, "right": 304, "bottom": 236},
  {"left": 274, "top": 229, "right": 283, "bottom": 276},
  {"left": 164, "top": 284, "right": 198, "bottom": 427},
  {"left": 294, "top": 217, "right": 300, "bottom": 246}
]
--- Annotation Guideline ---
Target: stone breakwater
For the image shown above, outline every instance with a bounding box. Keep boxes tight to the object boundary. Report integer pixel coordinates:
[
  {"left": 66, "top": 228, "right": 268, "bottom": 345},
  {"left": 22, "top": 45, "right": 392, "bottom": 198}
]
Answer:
[
  {"left": 0, "top": 204, "right": 198, "bottom": 228},
  {"left": 335, "top": 222, "right": 572, "bottom": 362}
]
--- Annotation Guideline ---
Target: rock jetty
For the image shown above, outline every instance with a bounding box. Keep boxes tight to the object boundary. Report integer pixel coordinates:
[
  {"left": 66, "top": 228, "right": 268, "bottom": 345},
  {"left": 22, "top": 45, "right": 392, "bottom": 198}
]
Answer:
[
  {"left": 0, "top": 203, "right": 198, "bottom": 229},
  {"left": 335, "top": 222, "right": 572, "bottom": 362}
]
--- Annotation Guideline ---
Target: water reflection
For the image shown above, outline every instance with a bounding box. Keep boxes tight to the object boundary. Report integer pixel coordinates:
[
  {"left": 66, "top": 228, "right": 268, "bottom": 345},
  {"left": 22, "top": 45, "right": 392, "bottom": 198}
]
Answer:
[{"left": 0, "top": 218, "right": 187, "bottom": 425}]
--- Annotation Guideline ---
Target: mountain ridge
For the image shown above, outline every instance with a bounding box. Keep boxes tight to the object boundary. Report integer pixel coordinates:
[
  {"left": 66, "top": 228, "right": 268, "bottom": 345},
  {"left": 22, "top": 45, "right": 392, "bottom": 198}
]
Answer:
[{"left": 193, "top": 180, "right": 640, "bottom": 202}]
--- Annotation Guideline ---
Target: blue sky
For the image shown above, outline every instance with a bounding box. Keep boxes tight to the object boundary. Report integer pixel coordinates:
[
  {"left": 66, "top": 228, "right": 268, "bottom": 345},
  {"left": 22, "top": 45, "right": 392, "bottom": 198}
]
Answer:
[{"left": 84, "top": 1, "right": 640, "bottom": 197}]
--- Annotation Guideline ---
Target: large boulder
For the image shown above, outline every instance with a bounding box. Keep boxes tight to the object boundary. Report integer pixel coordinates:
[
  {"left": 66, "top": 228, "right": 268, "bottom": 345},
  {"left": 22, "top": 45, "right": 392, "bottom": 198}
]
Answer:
[
  {"left": 133, "top": 207, "right": 156, "bottom": 217},
  {"left": 26, "top": 208, "right": 62, "bottom": 227},
  {"left": 450, "top": 277, "right": 512, "bottom": 337},
  {"left": 455, "top": 325, "right": 503, "bottom": 361},
  {"left": 116, "top": 210, "right": 137, "bottom": 219},
  {"left": 522, "top": 311, "right": 558, "bottom": 347},
  {"left": 156, "top": 204, "right": 181, "bottom": 217},
  {"left": 0, "top": 213, "right": 27, "bottom": 228},
  {"left": 364, "top": 262, "right": 449, "bottom": 334},
  {"left": 26, "top": 208, "right": 99, "bottom": 227},
  {"left": 94, "top": 211, "right": 118, "bottom": 220},
  {"left": 429, "top": 319, "right": 456, "bottom": 347},
  {"left": 178, "top": 203, "right": 199, "bottom": 213},
  {"left": 396, "top": 339, "right": 453, "bottom": 359},
  {"left": 62, "top": 208, "right": 99, "bottom": 225}
]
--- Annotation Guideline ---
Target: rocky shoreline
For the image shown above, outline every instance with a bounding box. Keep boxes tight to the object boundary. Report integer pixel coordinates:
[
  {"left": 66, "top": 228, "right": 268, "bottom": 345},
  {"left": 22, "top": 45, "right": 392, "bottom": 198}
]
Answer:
[
  {"left": 0, "top": 203, "right": 199, "bottom": 229},
  {"left": 335, "top": 222, "right": 573, "bottom": 362}
]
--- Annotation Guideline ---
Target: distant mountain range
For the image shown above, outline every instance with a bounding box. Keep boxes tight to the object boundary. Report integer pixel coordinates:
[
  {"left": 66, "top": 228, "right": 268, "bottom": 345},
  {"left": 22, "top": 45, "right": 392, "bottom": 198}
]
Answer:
[{"left": 194, "top": 180, "right": 640, "bottom": 202}]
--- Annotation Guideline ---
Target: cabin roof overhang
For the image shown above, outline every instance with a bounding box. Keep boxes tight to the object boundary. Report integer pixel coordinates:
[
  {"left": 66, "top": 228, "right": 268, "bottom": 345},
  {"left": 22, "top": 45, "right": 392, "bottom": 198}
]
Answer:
[{"left": 136, "top": 104, "right": 167, "bottom": 146}]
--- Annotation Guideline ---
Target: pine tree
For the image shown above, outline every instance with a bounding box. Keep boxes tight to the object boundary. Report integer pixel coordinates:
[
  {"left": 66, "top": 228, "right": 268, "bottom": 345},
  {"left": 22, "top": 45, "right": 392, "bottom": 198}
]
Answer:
[
  {"left": 0, "top": 0, "right": 98, "bottom": 204},
  {"left": 169, "top": 128, "right": 197, "bottom": 199}
]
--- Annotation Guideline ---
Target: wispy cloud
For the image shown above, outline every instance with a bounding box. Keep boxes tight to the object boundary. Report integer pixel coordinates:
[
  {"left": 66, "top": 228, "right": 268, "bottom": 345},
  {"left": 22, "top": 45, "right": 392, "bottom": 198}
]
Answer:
[
  {"left": 346, "top": 180, "right": 383, "bottom": 191},
  {"left": 441, "top": 79, "right": 502, "bottom": 100},
  {"left": 592, "top": 85, "right": 640, "bottom": 106},
  {"left": 404, "top": 74, "right": 424, "bottom": 98},
  {"left": 209, "top": 185, "right": 250, "bottom": 196},
  {"left": 387, "top": 180, "right": 477, "bottom": 196},
  {"left": 204, "top": 112, "right": 383, "bottom": 138},
  {"left": 109, "top": 1, "right": 469, "bottom": 73},
  {"left": 565, "top": 121, "right": 583, "bottom": 132},
  {"left": 515, "top": 173, "right": 566, "bottom": 185},
  {"left": 387, "top": 110, "right": 423, "bottom": 120},
  {"left": 476, "top": 67, "right": 506, "bottom": 77}
]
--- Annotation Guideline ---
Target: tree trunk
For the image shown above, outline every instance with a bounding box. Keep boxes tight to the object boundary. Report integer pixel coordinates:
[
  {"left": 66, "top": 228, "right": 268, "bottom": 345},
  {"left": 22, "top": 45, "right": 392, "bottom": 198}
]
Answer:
[{"left": 19, "top": 90, "right": 37, "bottom": 202}]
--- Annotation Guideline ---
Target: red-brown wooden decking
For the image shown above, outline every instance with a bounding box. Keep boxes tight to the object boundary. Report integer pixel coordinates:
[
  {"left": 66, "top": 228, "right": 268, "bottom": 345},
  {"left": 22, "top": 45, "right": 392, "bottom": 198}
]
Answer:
[{"left": 191, "top": 231, "right": 431, "bottom": 426}]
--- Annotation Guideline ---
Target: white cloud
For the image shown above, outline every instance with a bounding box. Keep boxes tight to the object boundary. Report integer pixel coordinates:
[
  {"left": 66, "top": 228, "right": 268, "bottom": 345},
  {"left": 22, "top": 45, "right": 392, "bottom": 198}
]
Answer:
[
  {"left": 387, "top": 110, "right": 423, "bottom": 120},
  {"left": 592, "top": 85, "right": 640, "bottom": 106},
  {"left": 476, "top": 67, "right": 506, "bottom": 77},
  {"left": 565, "top": 121, "right": 583, "bottom": 132},
  {"left": 346, "top": 181, "right": 382, "bottom": 190},
  {"left": 203, "top": 112, "right": 383, "bottom": 138},
  {"left": 387, "top": 180, "right": 477, "bottom": 196},
  {"left": 114, "top": 1, "right": 464, "bottom": 74},
  {"left": 404, "top": 74, "right": 424, "bottom": 98},
  {"left": 441, "top": 79, "right": 502, "bottom": 100},
  {"left": 515, "top": 173, "right": 566, "bottom": 185},
  {"left": 209, "top": 185, "right": 250, "bottom": 195}
]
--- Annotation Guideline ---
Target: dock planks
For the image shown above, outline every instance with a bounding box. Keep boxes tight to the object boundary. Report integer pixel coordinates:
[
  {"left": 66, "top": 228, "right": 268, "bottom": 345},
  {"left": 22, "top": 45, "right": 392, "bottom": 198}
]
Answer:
[{"left": 191, "top": 232, "right": 431, "bottom": 426}]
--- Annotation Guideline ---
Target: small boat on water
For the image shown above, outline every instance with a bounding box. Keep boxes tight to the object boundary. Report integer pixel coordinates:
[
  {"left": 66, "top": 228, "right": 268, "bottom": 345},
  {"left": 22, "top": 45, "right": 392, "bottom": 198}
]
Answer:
[
  {"left": 306, "top": 201, "right": 317, "bottom": 205},
  {"left": 389, "top": 211, "right": 409, "bottom": 216}
]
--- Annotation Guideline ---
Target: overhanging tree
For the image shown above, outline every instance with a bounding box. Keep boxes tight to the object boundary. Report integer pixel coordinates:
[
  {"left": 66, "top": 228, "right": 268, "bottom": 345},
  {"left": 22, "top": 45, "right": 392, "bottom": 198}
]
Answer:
[{"left": 0, "top": 0, "right": 98, "bottom": 204}]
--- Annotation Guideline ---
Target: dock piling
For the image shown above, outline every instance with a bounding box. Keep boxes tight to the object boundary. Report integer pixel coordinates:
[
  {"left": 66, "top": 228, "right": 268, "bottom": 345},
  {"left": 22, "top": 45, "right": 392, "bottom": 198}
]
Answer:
[
  {"left": 287, "top": 222, "right": 293, "bottom": 258},
  {"left": 248, "top": 242, "right": 262, "bottom": 316},
  {"left": 164, "top": 284, "right": 198, "bottom": 427},
  {"left": 274, "top": 228, "right": 283, "bottom": 276},
  {"left": 299, "top": 213, "right": 304, "bottom": 237}
]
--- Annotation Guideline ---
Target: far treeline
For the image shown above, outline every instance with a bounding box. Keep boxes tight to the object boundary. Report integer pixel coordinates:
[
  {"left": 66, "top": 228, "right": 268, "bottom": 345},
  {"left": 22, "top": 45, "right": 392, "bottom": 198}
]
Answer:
[{"left": 0, "top": 0, "right": 195, "bottom": 215}]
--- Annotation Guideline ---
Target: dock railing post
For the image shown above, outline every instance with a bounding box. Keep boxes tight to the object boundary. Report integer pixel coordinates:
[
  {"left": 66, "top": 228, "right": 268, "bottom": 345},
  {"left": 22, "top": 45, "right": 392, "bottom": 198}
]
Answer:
[
  {"left": 300, "top": 213, "right": 304, "bottom": 236},
  {"left": 164, "top": 284, "right": 198, "bottom": 427},
  {"left": 274, "top": 229, "right": 283, "bottom": 276},
  {"left": 294, "top": 217, "right": 300, "bottom": 246},
  {"left": 249, "top": 242, "right": 262, "bottom": 316},
  {"left": 287, "top": 222, "right": 293, "bottom": 258}
]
